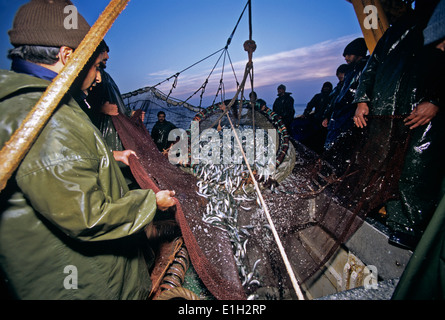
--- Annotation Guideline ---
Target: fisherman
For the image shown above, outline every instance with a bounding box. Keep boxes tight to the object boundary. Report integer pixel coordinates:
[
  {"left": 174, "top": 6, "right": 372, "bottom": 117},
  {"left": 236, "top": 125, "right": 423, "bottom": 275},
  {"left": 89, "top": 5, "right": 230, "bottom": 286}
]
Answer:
[
  {"left": 151, "top": 111, "right": 177, "bottom": 153},
  {"left": 69, "top": 41, "right": 139, "bottom": 172},
  {"left": 324, "top": 38, "right": 368, "bottom": 151},
  {"left": 87, "top": 43, "right": 134, "bottom": 150},
  {"left": 273, "top": 84, "right": 295, "bottom": 130},
  {"left": 353, "top": 0, "right": 444, "bottom": 250},
  {"left": 291, "top": 82, "right": 332, "bottom": 153},
  {"left": 86, "top": 43, "right": 140, "bottom": 188},
  {"left": 302, "top": 82, "right": 333, "bottom": 123},
  {"left": 392, "top": 0, "right": 445, "bottom": 299},
  {"left": 0, "top": 0, "right": 177, "bottom": 299},
  {"left": 322, "top": 64, "right": 349, "bottom": 129},
  {"left": 249, "top": 91, "right": 267, "bottom": 107},
  {"left": 69, "top": 40, "right": 138, "bottom": 168}
]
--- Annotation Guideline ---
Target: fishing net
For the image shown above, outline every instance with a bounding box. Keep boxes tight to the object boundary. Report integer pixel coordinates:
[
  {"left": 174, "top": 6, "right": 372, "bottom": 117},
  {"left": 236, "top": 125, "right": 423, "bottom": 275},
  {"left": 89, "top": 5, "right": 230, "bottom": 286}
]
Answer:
[
  {"left": 112, "top": 110, "right": 246, "bottom": 300},
  {"left": 122, "top": 86, "right": 202, "bottom": 131},
  {"left": 248, "top": 115, "right": 411, "bottom": 294},
  {"left": 113, "top": 87, "right": 411, "bottom": 299}
]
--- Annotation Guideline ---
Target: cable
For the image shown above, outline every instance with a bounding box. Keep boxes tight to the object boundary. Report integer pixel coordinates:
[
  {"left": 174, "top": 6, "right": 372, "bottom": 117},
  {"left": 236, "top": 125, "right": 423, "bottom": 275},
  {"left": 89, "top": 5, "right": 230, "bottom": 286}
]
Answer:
[{"left": 151, "top": 0, "right": 251, "bottom": 103}]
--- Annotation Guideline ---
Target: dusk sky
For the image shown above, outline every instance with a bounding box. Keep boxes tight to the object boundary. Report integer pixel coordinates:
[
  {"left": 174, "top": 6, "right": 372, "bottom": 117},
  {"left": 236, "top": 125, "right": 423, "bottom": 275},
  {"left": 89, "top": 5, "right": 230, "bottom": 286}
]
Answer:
[{"left": 0, "top": 0, "right": 363, "bottom": 109}]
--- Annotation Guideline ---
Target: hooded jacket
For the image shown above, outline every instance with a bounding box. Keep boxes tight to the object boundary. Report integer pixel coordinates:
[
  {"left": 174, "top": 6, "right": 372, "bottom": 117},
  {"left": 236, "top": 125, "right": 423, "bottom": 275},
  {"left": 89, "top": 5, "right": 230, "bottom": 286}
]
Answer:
[
  {"left": 324, "top": 56, "right": 369, "bottom": 150},
  {"left": 0, "top": 69, "right": 157, "bottom": 299}
]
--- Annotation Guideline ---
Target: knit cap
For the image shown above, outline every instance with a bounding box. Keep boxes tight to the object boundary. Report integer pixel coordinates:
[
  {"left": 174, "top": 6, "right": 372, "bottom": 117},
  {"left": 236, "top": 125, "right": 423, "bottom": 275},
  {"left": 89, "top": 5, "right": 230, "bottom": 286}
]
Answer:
[
  {"left": 8, "top": 0, "right": 90, "bottom": 49},
  {"left": 343, "top": 38, "right": 368, "bottom": 57}
]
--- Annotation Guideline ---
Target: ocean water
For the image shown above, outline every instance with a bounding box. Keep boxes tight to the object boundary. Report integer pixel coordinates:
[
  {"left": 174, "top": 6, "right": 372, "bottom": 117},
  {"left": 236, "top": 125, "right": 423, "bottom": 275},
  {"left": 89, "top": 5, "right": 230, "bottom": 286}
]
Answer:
[
  {"left": 294, "top": 104, "right": 306, "bottom": 117},
  {"left": 143, "top": 104, "right": 197, "bottom": 132},
  {"left": 151, "top": 103, "right": 305, "bottom": 131},
  {"left": 133, "top": 100, "right": 307, "bottom": 133}
]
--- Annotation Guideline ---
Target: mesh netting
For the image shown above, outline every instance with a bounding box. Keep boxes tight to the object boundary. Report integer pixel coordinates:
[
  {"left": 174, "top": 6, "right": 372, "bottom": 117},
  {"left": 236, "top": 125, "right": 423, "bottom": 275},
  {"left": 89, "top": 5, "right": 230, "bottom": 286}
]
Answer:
[
  {"left": 112, "top": 111, "right": 246, "bottom": 300},
  {"left": 113, "top": 92, "right": 411, "bottom": 299},
  {"left": 243, "top": 117, "right": 410, "bottom": 293},
  {"left": 122, "top": 87, "right": 202, "bottom": 131}
]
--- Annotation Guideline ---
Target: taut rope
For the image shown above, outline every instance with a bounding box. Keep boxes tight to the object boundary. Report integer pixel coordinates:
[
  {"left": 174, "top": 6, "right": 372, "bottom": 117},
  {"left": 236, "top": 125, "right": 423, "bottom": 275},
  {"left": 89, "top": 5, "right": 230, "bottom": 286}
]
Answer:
[{"left": 224, "top": 0, "right": 305, "bottom": 300}]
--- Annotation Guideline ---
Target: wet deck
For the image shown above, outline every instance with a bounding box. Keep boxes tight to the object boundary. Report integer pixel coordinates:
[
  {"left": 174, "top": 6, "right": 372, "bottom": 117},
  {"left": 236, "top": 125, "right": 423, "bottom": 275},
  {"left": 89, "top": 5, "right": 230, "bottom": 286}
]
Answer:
[{"left": 306, "top": 217, "right": 412, "bottom": 300}]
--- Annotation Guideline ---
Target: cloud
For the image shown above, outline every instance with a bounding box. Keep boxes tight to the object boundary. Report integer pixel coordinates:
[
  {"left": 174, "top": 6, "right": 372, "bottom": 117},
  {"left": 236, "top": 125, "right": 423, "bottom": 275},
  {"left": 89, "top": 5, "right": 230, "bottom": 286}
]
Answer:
[
  {"left": 251, "top": 35, "right": 359, "bottom": 85},
  {"left": 148, "top": 69, "right": 178, "bottom": 77},
  {"left": 150, "top": 34, "right": 361, "bottom": 104}
]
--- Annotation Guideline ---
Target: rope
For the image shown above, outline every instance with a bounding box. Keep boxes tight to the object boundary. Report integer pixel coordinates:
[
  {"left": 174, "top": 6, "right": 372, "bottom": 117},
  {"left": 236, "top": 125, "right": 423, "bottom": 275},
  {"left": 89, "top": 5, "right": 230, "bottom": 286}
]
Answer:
[
  {"left": 225, "top": 113, "right": 306, "bottom": 300},
  {"left": 212, "top": 50, "right": 227, "bottom": 107},
  {"left": 218, "top": 1, "right": 305, "bottom": 296},
  {"left": 248, "top": 0, "right": 253, "bottom": 41},
  {"left": 165, "top": 73, "right": 179, "bottom": 101},
  {"left": 152, "top": 48, "right": 226, "bottom": 89},
  {"left": 226, "top": 0, "right": 250, "bottom": 48},
  {"left": 182, "top": 48, "right": 227, "bottom": 108},
  {"left": 219, "top": 1, "right": 305, "bottom": 299},
  {"left": 151, "top": 0, "right": 251, "bottom": 109}
]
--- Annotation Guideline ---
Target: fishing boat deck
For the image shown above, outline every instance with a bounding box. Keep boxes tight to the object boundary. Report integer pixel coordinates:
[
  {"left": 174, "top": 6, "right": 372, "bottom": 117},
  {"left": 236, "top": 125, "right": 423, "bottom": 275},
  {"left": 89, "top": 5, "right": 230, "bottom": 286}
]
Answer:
[{"left": 305, "top": 216, "right": 412, "bottom": 300}]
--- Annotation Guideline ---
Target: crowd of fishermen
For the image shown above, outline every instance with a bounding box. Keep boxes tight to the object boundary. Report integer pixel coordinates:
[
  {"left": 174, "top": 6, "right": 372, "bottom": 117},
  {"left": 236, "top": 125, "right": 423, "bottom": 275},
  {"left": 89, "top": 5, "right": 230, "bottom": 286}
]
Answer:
[{"left": 272, "top": 1, "right": 444, "bottom": 256}]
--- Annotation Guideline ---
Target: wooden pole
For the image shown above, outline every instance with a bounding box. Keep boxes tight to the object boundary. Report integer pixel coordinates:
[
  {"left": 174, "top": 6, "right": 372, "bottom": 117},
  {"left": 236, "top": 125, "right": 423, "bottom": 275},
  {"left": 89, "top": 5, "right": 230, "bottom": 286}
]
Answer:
[{"left": 0, "top": 0, "right": 130, "bottom": 192}]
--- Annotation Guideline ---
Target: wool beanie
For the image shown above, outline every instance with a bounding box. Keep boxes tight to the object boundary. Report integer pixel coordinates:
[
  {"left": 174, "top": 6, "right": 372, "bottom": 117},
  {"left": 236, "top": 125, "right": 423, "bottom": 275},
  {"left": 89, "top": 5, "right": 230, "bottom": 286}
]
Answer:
[
  {"left": 343, "top": 38, "right": 368, "bottom": 57},
  {"left": 424, "top": 0, "right": 445, "bottom": 45},
  {"left": 8, "top": 0, "right": 90, "bottom": 49}
]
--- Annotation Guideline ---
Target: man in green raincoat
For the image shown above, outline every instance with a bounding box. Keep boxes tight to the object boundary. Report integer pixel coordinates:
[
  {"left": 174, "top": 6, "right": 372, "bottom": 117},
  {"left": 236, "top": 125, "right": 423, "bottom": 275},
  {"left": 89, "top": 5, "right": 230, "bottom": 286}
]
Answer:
[
  {"left": 353, "top": 0, "right": 444, "bottom": 250},
  {"left": 0, "top": 0, "right": 176, "bottom": 300},
  {"left": 392, "top": 0, "right": 445, "bottom": 300}
]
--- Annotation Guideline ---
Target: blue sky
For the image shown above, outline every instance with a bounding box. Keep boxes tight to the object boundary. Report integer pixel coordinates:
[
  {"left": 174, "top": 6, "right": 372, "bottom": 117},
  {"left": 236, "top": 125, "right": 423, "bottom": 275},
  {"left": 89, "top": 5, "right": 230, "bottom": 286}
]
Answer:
[{"left": 0, "top": 0, "right": 363, "bottom": 107}]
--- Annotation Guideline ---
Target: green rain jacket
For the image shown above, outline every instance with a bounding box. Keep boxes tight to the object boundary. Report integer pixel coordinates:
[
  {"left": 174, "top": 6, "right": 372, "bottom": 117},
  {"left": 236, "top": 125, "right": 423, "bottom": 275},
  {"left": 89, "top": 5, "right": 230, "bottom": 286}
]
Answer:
[
  {"left": 353, "top": 20, "right": 445, "bottom": 238},
  {"left": 0, "top": 69, "right": 158, "bottom": 300}
]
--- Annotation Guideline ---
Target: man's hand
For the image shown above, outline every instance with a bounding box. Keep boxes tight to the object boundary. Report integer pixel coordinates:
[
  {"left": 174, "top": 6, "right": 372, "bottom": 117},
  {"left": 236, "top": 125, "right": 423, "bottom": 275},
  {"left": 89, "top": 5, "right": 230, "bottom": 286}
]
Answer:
[
  {"left": 156, "top": 190, "right": 176, "bottom": 211},
  {"left": 113, "top": 150, "right": 137, "bottom": 166},
  {"left": 404, "top": 102, "right": 439, "bottom": 129},
  {"left": 354, "top": 102, "right": 370, "bottom": 128},
  {"left": 131, "top": 110, "right": 146, "bottom": 122},
  {"left": 101, "top": 101, "right": 119, "bottom": 116}
]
